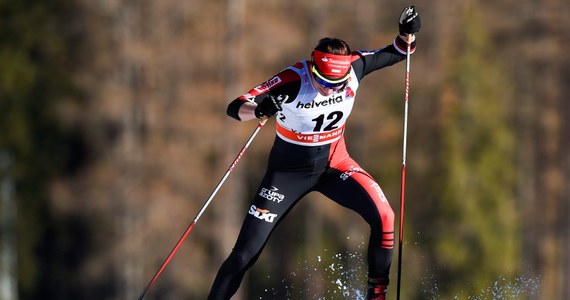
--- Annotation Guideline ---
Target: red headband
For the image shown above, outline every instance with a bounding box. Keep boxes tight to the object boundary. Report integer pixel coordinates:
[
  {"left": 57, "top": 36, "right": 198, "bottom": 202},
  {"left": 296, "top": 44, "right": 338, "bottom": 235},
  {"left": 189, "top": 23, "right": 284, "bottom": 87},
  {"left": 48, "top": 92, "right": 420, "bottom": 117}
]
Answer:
[{"left": 312, "top": 50, "right": 352, "bottom": 80}]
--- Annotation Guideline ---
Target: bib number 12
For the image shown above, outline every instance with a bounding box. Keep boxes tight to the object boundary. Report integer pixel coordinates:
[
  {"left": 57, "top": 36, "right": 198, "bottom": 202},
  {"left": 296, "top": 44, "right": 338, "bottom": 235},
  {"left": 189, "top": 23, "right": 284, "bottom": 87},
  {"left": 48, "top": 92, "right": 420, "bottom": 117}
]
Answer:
[{"left": 312, "top": 111, "right": 343, "bottom": 132}]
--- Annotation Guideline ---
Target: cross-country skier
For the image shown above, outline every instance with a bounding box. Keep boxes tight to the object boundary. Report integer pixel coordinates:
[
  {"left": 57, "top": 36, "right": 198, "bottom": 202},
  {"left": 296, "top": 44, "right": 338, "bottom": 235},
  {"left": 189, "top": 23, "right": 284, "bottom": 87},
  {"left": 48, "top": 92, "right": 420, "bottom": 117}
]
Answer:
[{"left": 208, "top": 6, "right": 421, "bottom": 300}]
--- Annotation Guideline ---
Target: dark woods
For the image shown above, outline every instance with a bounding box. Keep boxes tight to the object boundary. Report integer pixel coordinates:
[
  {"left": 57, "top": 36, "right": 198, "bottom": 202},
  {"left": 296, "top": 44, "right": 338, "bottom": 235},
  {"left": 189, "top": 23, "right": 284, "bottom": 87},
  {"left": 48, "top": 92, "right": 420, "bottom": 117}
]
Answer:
[{"left": 0, "top": 1, "right": 567, "bottom": 299}]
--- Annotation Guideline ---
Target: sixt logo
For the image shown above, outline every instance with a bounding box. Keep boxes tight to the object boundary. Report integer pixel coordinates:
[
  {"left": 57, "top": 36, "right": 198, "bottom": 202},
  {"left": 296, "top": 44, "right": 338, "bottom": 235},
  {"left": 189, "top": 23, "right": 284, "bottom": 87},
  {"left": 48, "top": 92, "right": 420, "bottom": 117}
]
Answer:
[
  {"left": 259, "top": 186, "right": 285, "bottom": 203},
  {"left": 248, "top": 205, "right": 278, "bottom": 223}
]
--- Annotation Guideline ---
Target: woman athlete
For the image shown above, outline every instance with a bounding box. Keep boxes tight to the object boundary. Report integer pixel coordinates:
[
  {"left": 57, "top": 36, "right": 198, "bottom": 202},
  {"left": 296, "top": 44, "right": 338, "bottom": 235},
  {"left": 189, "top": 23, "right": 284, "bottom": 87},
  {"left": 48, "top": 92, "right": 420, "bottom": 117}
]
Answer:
[{"left": 208, "top": 6, "right": 421, "bottom": 300}]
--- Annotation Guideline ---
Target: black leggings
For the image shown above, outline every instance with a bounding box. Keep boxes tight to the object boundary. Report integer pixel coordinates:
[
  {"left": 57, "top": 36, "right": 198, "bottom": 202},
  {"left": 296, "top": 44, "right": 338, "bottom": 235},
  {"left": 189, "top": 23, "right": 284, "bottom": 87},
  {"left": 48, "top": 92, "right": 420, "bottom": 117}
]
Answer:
[{"left": 208, "top": 138, "right": 394, "bottom": 299}]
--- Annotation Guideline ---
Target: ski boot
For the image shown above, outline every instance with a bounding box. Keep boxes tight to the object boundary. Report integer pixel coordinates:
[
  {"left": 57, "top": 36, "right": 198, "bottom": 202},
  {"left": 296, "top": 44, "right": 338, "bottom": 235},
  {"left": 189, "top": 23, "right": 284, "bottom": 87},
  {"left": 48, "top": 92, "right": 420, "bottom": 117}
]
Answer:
[{"left": 367, "top": 278, "right": 389, "bottom": 300}]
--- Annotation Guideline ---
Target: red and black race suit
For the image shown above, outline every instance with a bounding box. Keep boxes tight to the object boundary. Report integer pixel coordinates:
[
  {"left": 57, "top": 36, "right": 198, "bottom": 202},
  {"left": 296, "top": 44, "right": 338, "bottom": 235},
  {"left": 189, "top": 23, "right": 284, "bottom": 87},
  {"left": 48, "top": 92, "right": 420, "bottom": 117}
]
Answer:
[{"left": 209, "top": 36, "right": 415, "bottom": 299}]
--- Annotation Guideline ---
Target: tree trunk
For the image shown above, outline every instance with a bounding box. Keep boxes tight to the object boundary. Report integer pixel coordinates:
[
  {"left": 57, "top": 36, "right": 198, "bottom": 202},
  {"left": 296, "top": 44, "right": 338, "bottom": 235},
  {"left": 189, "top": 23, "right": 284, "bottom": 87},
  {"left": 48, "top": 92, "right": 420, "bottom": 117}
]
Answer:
[{"left": 0, "top": 152, "right": 17, "bottom": 300}]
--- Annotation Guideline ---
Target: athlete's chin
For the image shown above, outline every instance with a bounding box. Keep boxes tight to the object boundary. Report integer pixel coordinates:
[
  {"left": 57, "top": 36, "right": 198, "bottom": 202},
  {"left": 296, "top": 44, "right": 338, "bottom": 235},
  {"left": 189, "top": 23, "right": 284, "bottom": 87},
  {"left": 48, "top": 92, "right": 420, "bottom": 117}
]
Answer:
[{"left": 317, "top": 89, "right": 334, "bottom": 96}]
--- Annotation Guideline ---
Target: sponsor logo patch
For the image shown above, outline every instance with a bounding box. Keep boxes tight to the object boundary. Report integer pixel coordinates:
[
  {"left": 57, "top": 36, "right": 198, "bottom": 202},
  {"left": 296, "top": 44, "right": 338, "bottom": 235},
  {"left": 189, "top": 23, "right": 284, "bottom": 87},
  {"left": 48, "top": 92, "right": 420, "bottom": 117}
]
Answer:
[
  {"left": 254, "top": 76, "right": 282, "bottom": 94},
  {"left": 340, "top": 166, "right": 364, "bottom": 181},
  {"left": 295, "top": 95, "right": 344, "bottom": 109},
  {"left": 369, "top": 181, "right": 388, "bottom": 203},
  {"left": 248, "top": 205, "right": 278, "bottom": 223},
  {"left": 259, "top": 186, "right": 285, "bottom": 203}
]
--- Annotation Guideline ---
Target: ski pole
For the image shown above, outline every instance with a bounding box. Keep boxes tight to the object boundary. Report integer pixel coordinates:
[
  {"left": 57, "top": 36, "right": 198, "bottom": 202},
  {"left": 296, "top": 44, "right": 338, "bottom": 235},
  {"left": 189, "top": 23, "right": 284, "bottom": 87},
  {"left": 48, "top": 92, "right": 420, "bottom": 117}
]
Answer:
[
  {"left": 138, "top": 118, "right": 268, "bottom": 300},
  {"left": 396, "top": 35, "right": 412, "bottom": 300}
]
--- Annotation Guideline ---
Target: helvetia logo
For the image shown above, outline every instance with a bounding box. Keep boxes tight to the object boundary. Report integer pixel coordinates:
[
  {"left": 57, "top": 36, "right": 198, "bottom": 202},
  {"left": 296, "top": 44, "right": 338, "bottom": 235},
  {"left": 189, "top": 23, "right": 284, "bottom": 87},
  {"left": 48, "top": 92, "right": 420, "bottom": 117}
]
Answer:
[
  {"left": 295, "top": 95, "right": 344, "bottom": 109},
  {"left": 249, "top": 205, "right": 278, "bottom": 223}
]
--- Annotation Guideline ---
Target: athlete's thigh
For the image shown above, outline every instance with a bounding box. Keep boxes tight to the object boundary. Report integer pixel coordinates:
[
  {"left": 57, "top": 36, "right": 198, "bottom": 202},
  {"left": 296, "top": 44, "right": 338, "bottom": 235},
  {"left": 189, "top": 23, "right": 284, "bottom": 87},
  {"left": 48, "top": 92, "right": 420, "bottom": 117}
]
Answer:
[
  {"left": 316, "top": 162, "right": 392, "bottom": 228},
  {"left": 232, "top": 168, "right": 314, "bottom": 252}
]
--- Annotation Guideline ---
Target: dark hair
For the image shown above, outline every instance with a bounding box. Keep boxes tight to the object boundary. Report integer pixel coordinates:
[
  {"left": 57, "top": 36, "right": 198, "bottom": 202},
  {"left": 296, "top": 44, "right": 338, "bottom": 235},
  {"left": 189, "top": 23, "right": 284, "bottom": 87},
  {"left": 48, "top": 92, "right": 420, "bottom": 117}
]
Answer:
[{"left": 314, "top": 37, "right": 351, "bottom": 55}]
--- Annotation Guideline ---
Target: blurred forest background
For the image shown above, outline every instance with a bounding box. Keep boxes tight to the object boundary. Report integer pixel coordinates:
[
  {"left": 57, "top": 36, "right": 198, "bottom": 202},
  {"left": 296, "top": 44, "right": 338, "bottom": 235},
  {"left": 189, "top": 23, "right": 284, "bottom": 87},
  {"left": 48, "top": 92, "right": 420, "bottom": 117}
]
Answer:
[{"left": 0, "top": 0, "right": 568, "bottom": 299}]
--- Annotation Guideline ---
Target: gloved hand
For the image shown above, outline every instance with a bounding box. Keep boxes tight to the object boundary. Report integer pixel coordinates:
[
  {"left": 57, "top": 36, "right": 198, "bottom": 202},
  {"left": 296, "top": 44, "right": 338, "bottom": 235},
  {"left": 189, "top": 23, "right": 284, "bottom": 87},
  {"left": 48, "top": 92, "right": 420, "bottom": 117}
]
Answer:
[
  {"left": 254, "top": 94, "right": 288, "bottom": 118},
  {"left": 398, "top": 6, "right": 421, "bottom": 35}
]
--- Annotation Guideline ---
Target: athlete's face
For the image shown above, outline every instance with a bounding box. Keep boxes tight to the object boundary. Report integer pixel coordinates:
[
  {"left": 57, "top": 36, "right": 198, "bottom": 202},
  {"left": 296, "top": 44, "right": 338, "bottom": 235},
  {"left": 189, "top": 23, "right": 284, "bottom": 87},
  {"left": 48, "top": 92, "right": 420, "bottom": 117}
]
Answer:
[{"left": 311, "top": 73, "right": 347, "bottom": 96}]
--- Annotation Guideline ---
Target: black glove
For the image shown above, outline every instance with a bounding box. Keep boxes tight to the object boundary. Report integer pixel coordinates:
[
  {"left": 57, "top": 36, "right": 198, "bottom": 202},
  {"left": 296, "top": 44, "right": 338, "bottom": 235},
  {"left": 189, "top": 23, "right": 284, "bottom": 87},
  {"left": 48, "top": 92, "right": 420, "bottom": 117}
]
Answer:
[
  {"left": 398, "top": 6, "right": 421, "bottom": 35},
  {"left": 254, "top": 94, "right": 288, "bottom": 118}
]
